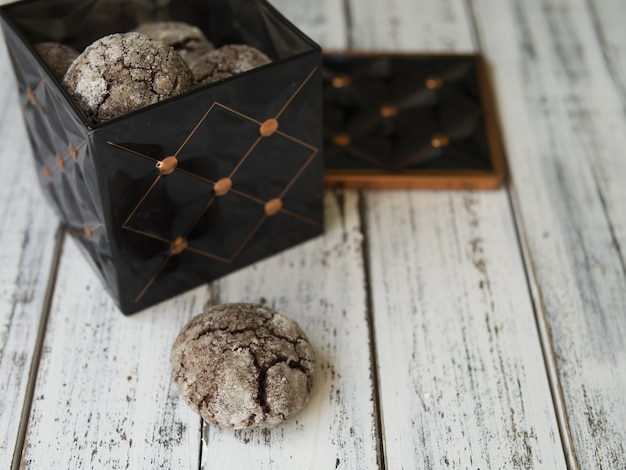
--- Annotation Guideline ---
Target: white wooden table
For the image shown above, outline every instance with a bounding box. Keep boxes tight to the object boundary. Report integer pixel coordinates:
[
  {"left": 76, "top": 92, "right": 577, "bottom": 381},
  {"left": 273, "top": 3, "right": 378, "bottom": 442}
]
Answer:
[{"left": 2, "top": 0, "right": 625, "bottom": 468}]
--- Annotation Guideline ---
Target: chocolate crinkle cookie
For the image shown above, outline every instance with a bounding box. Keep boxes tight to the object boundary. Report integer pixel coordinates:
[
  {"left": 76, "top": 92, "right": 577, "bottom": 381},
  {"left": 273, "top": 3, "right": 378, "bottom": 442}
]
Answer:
[
  {"left": 171, "top": 303, "right": 316, "bottom": 429},
  {"left": 191, "top": 44, "right": 271, "bottom": 85},
  {"left": 63, "top": 32, "right": 195, "bottom": 123},
  {"left": 133, "top": 21, "right": 214, "bottom": 66},
  {"left": 34, "top": 42, "right": 79, "bottom": 81}
]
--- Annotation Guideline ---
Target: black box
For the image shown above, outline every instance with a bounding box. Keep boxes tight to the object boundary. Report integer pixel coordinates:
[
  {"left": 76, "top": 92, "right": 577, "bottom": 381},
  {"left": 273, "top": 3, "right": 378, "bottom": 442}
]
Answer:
[{"left": 0, "top": 0, "right": 324, "bottom": 314}]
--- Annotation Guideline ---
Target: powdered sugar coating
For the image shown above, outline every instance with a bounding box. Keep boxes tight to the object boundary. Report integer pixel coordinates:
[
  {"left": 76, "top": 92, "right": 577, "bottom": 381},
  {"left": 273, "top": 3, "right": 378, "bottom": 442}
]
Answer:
[
  {"left": 133, "top": 21, "right": 214, "bottom": 65},
  {"left": 191, "top": 44, "right": 271, "bottom": 85},
  {"left": 63, "top": 32, "right": 195, "bottom": 123},
  {"left": 171, "top": 303, "right": 316, "bottom": 429}
]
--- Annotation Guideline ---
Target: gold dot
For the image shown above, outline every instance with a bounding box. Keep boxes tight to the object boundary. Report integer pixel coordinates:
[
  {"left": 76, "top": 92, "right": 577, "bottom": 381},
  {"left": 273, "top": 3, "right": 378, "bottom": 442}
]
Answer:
[
  {"left": 332, "top": 75, "right": 351, "bottom": 88},
  {"left": 264, "top": 198, "right": 283, "bottom": 216},
  {"left": 214, "top": 177, "right": 233, "bottom": 196},
  {"left": 55, "top": 155, "right": 64, "bottom": 171},
  {"left": 170, "top": 236, "right": 188, "bottom": 255},
  {"left": 43, "top": 166, "right": 52, "bottom": 181},
  {"left": 332, "top": 133, "right": 351, "bottom": 147},
  {"left": 260, "top": 119, "right": 279, "bottom": 137},
  {"left": 157, "top": 156, "right": 178, "bottom": 175},
  {"left": 83, "top": 223, "right": 92, "bottom": 240},
  {"left": 380, "top": 104, "right": 398, "bottom": 118},
  {"left": 69, "top": 143, "right": 77, "bottom": 160},
  {"left": 425, "top": 76, "right": 444, "bottom": 89},
  {"left": 431, "top": 134, "right": 450, "bottom": 148},
  {"left": 27, "top": 87, "right": 36, "bottom": 105}
]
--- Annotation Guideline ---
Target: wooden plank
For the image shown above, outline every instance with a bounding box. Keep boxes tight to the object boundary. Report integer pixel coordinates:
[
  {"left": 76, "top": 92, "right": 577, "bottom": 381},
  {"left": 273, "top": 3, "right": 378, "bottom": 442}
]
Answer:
[
  {"left": 470, "top": 0, "right": 626, "bottom": 468},
  {"left": 270, "top": 0, "right": 347, "bottom": 50},
  {"left": 365, "top": 190, "right": 567, "bottom": 469},
  {"left": 20, "top": 237, "right": 204, "bottom": 469},
  {"left": 0, "top": 22, "right": 62, "bottom": 470},
  {"left": 347, "top": 0, "right": 567, "bottom": 467},
  {"left": 586, "top": 0, "right": 626, "bottom": 104},
  {"left": 348, "top": 0, "right": 476, "bottom": 52},
  {"left": 203, "top": 191, "right": 380, "bottom": 470}
]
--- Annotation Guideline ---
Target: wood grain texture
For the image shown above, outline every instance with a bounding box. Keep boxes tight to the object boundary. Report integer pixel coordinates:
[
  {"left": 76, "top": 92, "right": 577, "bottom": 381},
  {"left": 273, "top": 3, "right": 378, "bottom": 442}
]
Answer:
[
  {"left": 270, "top": 0, "right": 348, "bottom": 50},
  {"left": 202, "top": 191, "right": 379, "bottom": 470},
  {"left": 365, "top": 190, "right": 566, "bottom": 469},
  {"left": 21, "top": 237, "right": 204, "bottom": 469},
  {"left": 584, "top": 0, "right": 626, "bottom": 247},
  {"left": 348, "top": 0, "right": 566, "bottom": 467},
  {"left": 348, "top": 0, "right": 476, "bottom": 52},
  {"left": 470, "top": 0, "right": 626, "bottom": 468},
  {"left": 367, "top": 189, "right": 564, "bottom": 469},
  {"left": 0, "top": 24, "right": 61, "bottom": 469}
]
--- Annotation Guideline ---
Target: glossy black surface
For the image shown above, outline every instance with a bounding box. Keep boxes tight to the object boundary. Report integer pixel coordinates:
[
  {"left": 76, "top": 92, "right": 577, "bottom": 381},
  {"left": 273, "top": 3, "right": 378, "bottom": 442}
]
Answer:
[
  {"left": 323, "top": 53, "right": 494, "bottom": 172},
  {"left": 1, "top": 0, "right": 323, "bottom": 314}
]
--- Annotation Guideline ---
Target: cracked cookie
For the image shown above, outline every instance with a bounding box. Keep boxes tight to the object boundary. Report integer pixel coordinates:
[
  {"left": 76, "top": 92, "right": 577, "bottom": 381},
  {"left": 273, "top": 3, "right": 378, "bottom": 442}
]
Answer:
[
  {"left": 171, "top": 303, "right": 316, "bottom": 429},
  {"left": 34, "top": 42, "right": 79, "bottom": 81},
  {"left": 63, "top": 32, "right": 195, "bottom": 123},
  {"left": 191, "top": 44, "right": 271, "bottom": 85},
  {"left": 133, "top": 21, "right": 214, "bottom": 67}
]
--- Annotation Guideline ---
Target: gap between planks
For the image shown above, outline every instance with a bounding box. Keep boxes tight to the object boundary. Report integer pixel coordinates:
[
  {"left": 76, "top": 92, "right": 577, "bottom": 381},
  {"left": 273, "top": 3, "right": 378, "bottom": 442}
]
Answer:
[
  {"left": 11, "top": 226, "right": 65, "bottom": 470},
  {"left": 358, "top": 190, "right": 387, "bottom": 470}
]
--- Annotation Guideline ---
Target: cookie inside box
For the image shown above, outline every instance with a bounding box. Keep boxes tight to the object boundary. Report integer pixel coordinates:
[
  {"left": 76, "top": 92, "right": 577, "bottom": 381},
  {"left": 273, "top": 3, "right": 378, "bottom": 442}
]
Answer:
[
  {"left": 0, "top": 0, "right": 323, "bottom": 314},
  {"left": 323, "top": 52, "right": 505, "bottom": 190}
]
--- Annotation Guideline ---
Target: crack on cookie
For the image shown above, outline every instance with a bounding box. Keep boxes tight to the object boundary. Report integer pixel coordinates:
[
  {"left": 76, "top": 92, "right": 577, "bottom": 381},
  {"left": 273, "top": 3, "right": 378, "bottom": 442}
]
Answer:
[
  {"left": 251, "top": 352, "right": 271, "bottom": 415},
  {"left": 192, "top": 324, "right": 251, "bottom": 341},
  {"left": 191, "top": 321, "right": 274, "bottom": 342},
  {"left": 267, "top": 330, "right": 307, "bottom": 348},
  {"left": 285, "top": 358, "right": 309, "bottom": 375},
  {"left": 173, "top": 38, "right": 197, "bottom": 53},
  {"left": 245, "top": 413, "right": 258, "bottom": 428}
]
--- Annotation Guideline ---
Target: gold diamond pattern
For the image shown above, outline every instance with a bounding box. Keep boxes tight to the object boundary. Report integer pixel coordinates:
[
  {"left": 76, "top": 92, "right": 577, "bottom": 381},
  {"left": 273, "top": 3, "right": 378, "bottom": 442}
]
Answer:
[
  {"left": 324, "top": 56, "right": 486, "bottom": 170},
  {"left": 12, "top": 47, "right": 100, "bottom": 241},
  {"left": 108, "top": 67, "right": 320, "bottom": 303}
]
